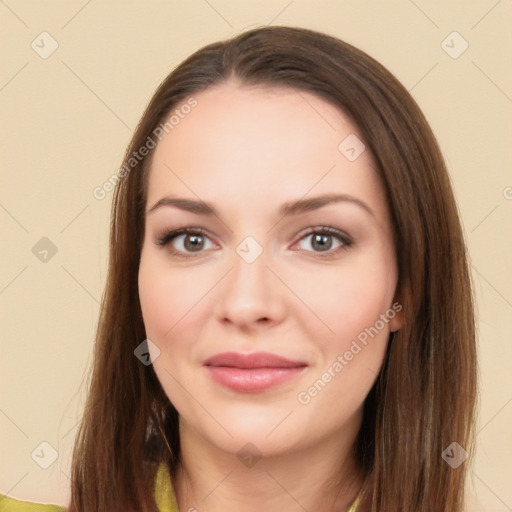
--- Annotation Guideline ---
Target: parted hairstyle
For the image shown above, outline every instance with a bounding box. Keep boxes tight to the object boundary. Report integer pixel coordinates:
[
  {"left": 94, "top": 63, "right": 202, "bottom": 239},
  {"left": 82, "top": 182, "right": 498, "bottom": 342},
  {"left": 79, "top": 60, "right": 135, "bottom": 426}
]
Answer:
[{"left": 68, "top": 25, "right": 478, "bottom": 512}]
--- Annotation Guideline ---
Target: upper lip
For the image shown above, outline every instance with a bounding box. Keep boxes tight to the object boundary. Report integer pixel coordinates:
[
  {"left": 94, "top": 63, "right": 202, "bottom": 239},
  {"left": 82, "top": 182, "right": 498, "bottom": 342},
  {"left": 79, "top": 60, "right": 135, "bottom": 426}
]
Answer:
[{"left": 203, "top": 351, "right": 307, "bottom": 369}]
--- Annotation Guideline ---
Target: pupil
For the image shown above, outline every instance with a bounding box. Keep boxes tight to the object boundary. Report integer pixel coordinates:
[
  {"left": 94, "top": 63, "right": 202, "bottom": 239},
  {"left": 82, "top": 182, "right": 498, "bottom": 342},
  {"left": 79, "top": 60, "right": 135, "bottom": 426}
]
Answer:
[
  {"left": 313, "top": 234, "right": 331, "bottom": 251},
  {"left": 185, "top": 234, "right": 203, "bottom": 251},
  {"left": 182, "top": 233, "right": 333, "bottom": 253}
]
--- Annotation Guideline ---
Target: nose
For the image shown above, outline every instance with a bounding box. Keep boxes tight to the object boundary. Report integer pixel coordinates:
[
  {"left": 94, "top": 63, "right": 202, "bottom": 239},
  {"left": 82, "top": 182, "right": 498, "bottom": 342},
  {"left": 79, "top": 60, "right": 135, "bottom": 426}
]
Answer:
[{"left": 213, "top": 247, "right": 286, "bottom": 330}]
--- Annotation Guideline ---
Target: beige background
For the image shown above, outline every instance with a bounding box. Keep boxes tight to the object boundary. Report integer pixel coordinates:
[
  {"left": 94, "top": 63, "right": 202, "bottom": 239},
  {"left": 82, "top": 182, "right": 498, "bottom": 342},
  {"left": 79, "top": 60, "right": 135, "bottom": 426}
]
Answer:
[{"left": 1, "top": 1, "right": 511, "bottom": 510}]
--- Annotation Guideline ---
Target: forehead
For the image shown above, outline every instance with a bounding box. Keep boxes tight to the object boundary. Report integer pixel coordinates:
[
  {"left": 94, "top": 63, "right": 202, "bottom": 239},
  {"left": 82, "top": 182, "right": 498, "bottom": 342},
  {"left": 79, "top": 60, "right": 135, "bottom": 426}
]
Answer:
[{"left": 146, "top": 80, "right": 386, "bottom": 219}]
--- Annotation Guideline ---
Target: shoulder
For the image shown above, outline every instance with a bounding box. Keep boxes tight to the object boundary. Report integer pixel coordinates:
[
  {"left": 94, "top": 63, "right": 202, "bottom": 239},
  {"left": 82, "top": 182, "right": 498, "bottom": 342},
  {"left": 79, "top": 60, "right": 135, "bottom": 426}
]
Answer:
[
  {"left": 154, "top": 462, "right": 180, "bottom": 512},
  {"left": 0, "top": 463, "right": 177, "bottom": 512},
  {"left": 0, "top": 493, "right": 65, "bottom": 511},
  {"left": 349, "top": 496, "right": 361, "bottom": 512}
]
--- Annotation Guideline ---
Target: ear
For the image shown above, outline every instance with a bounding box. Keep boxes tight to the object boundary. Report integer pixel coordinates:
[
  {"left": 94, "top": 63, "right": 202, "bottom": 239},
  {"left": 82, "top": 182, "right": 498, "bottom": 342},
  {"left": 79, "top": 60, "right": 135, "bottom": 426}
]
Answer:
[{"left": 388, "top": 288, "right": 405, "bottom": 333}]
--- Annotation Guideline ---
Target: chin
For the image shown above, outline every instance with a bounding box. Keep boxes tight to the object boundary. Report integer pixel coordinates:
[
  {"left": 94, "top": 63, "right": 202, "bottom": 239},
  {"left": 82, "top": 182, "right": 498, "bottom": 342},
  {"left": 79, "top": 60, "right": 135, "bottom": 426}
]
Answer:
[{"left": 210, "top": 428, "right": 302, "bottom": 462}]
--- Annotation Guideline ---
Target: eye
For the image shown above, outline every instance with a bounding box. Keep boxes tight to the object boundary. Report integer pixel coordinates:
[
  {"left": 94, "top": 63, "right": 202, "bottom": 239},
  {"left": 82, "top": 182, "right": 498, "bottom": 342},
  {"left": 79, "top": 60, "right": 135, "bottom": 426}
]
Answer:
[
  {"left": 155, "top": 227, "right": 215, "bottom": 257},
  {"left": 155, "top": 225, "right": 353, "bottom": 259},
  {"left": 294, "top": 226, "right": 352, "bottom": 257}
]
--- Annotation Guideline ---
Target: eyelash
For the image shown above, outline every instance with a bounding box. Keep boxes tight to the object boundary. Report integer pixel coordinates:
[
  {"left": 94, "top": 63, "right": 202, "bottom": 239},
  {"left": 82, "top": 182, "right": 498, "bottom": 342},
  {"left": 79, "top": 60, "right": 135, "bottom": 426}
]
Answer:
[{"left": 155, "top": 226, "right": 353, "bottom": 259}]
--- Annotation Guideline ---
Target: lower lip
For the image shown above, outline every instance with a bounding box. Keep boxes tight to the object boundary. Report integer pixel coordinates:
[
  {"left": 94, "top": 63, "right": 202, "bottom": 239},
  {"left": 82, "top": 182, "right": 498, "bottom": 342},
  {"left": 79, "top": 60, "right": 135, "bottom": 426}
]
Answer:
[{"left": 205, "top": 366, "right": 307, "bottom": 392}]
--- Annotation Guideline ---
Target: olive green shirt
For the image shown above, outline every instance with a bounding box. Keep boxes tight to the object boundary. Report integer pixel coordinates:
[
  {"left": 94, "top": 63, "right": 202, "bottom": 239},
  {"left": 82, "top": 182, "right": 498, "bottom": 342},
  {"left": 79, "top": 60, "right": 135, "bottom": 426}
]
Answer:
[
  {"left": 0, "top": 463, "right": 178, "bottom": 512},
  {"left": 0, "top": 463, "right": 360, "bottom": 511}
]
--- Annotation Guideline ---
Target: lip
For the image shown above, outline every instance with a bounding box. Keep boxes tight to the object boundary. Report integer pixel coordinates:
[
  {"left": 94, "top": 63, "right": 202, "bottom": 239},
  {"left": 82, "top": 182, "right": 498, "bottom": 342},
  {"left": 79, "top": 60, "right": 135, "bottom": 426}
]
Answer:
[{"left": 203, "top": 351, "right": 308, "bottom": 393}]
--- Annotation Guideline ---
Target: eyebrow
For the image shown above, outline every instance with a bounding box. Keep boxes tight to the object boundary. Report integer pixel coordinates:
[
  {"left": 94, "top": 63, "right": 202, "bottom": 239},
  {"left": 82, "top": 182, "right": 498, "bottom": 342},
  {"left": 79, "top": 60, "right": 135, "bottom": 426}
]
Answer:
[{"left": 146, "top": 193, "right": 375, "bottom": 219}]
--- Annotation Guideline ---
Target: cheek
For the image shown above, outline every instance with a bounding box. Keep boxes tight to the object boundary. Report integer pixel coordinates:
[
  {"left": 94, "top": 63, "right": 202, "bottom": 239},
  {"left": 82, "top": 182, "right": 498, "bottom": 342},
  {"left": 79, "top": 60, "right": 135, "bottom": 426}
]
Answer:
[
  {"left": 138, "top": 249, "right": 198, "bottom": 339},
  {"left": 292, "top": 264, "right": 393, "bottom": 419},
  {"left": 138, "top": 248, "right": 221, "bottom": 368},
  {"left": 138, "top": 264, "right": 172, "bottom": 338},
  {"left": 290, "top": 257, "right": 396, "bottom": 347}
]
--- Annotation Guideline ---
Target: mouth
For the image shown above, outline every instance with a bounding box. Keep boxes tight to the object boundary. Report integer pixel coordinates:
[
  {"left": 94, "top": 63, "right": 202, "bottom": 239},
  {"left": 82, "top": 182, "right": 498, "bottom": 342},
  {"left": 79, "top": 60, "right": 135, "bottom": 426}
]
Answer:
[{"left": 203, "top": 351, "right": 308, "bottom": 393}]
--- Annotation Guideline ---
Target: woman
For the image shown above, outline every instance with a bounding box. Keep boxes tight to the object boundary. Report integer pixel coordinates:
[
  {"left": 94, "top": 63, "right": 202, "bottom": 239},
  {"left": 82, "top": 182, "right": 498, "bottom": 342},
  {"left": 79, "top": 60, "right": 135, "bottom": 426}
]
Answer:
[{"left": 1, "top": 25, "right": 477, "bottom": 512}]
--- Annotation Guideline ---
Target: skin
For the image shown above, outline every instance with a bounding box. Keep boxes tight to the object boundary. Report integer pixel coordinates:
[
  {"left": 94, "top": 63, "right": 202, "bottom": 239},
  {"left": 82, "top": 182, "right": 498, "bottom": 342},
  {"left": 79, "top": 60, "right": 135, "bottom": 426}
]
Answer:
[{"left": 138, "top": 79, "right": 404, "bottom": 512}]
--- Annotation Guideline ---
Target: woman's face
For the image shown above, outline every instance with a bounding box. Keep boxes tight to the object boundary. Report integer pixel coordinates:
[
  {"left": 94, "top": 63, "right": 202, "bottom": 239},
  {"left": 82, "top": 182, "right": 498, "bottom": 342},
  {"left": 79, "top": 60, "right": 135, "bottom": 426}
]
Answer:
[{"left": 138, "top": 80, "right": 403, "bottom": 458}]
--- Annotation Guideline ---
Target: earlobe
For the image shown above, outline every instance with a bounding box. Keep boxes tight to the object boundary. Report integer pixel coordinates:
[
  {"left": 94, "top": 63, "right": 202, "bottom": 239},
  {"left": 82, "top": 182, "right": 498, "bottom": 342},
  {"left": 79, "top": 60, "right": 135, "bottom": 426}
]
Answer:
[
  {"left": 390, "top": 297, "right": 404, "bottom": 331},
  {"left": 389, "top": 287, "right": 405, "bottom": 333},
  {"left": 389, "top": 309, "right": 404, "bottom": 333}
]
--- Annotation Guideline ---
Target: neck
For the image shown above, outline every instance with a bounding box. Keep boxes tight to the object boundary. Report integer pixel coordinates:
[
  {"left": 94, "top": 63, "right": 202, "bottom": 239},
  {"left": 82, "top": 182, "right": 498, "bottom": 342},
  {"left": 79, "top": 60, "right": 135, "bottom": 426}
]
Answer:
[{"left": 172, "top": 414, "right": 365, "bottom": 512}]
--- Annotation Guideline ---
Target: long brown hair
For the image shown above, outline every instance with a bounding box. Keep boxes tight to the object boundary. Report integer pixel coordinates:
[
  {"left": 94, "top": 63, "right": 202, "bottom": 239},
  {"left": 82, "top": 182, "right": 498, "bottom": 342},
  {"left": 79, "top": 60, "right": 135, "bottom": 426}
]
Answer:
[{"left": 68, "top": 25, "right": 478, "bottom": 512}]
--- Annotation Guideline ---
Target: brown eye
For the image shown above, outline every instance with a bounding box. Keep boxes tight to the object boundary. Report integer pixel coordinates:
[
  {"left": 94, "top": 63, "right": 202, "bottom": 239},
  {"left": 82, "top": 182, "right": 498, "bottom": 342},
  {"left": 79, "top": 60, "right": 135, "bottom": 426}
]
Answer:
[
  {"left": 180, "top": 233, "right": 205, "bottom": 252},
  {"left": 295, "top": 227, "right": 352, "bottom": 256},
  {"left": 156, "top": 228, "right": 215, "bottom": 257}
]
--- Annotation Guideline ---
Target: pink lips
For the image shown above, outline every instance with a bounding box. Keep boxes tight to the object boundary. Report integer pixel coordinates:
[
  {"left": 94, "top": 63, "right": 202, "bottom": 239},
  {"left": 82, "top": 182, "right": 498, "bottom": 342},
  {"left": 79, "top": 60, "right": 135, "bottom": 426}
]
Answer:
[{"left": 203, "top": 352, "right": 308, "bottom": 393}]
